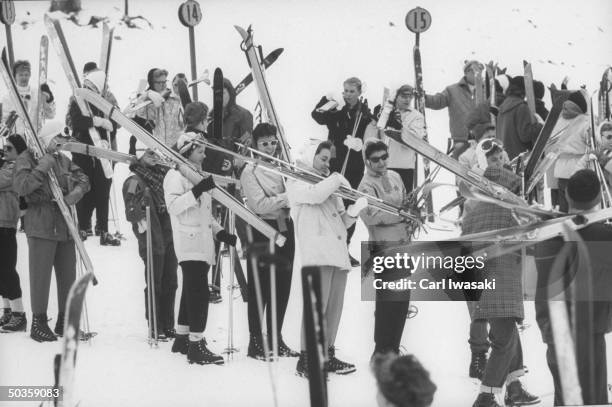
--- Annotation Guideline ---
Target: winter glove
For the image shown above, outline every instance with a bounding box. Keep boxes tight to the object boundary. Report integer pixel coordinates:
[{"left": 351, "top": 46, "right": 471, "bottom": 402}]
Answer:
[
  {"left": 347, "top": 197, "right": 368, "bottom": 217},
  {"left": 343, "top": 135, "right": 363, "bottom": 152},
  {"left": 333, "top": 172, "right": 352, "bottom": 190},
  {"left": 372, "top": 104, "right": 382, "bottom": 121},
  {"left": 388, "top": 110, "right": 403, "bottom": 130},
  {"left": 216, "top": 230, "right": 237, "bottom": 247},
  {"left": 40, "top": 83, "right": 54, "bottom": 103},
  {"left": 129, "top": 135, "right": 137, "bottom": 156},
  {"left": 577, "top": 153, "right": 598, "bottom": 169},
  {"left": 64, "top": 186, "right": 83, "bottom": 206},
  {"left": 147, "top": 90, "right": 165, "bottom": 108},
  {"left": 93, "top": 116, "right": 113, "bottom": 132},
  {"left": 191, "top": 176, "right": 216, "bottom": 199},
  {"left": 36, "top": 153, "right": 55, "bottom": 174}
]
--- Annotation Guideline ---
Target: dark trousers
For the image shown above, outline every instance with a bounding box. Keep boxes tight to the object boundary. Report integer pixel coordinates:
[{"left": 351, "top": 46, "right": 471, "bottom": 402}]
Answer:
[
  {"left": 482, "top": 318, "right": 524, "bottom": 388},
  {"left": 374, "top": 287, "right": 410, "bottom": 354},
  {"left": 0, "top": 227, "right": 21, "bottom": 300},
  {"left": 142, "top": 248, "right": 178, "bottom": 332},
  {"left": 389, "top": 168, "right": 415, "bottom": 193},
  {"left": 545, "top": 331, "right": 608, "bottom": 405},
  {"left": 557, "top": 178, "right": 569, "bottom": 213},
  {"left": 247, "top": 219, "right": 295, "bottom": 338},
  {"left": 75, "top": 158, "right": 112, "bottom": 233},
  {"left": 469, "top": 319, "right": 490, "bottom": 354},
  {"left": 178, "top": 261, "right": 210, "bottom": 333},
  {"left": 27, "top": 237, "right": 75, "bottom": 315}
]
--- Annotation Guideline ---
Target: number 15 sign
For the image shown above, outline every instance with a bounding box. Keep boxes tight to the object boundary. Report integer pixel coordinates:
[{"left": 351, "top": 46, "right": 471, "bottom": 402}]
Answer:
[{"left": 405, "top": 7, "right": 431, "bottom": 34}]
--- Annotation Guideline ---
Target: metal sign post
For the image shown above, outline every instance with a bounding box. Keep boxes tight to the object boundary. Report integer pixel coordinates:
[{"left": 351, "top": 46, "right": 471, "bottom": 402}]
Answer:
[
  {"left": 1, "top": 0, "right": 16, "bottom": 69},
  {"left": 178, "top": 0, "right": 202, "bottom": 101}
]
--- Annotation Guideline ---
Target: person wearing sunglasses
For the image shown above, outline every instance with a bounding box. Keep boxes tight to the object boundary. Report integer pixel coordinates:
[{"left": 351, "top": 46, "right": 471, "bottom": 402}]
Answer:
[
  {"left": 358, "top": 141, "right": 414, "bottom": 357},
  {"left": 13, "top": 121, "right": 90, "bottom": 342},
  {"left": 1, "top": 60, "right": 56, "bottom": 136},
  {"left": 0, "top": 135, "right": 28, "bottom": 333},
  {"left": 596, "top": 121, "right": 612, "bottom": 187},
  {"left": 132, "top": 68, "right": 183, "bottom": 148},
  {"left": 239, "top": 122, "right": 298, "bottom": 360}
]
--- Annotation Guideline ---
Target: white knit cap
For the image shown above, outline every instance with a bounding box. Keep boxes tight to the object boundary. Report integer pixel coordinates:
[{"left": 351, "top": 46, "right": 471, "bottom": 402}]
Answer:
[
  {"left": 176, "top": 132, "right": 200, "bottom": 156},
  {"left": 39, "top": 121, "right": 70, "bottom": 147},
  {"left": 83, "top": 70, "right": 106, "bottom": 93}
]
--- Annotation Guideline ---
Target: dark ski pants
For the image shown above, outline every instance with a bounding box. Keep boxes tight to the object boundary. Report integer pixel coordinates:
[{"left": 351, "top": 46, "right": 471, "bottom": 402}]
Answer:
[
  {"left": 557, "top": 178, "right": 569, "bottom": 213},
  {"left": 466, "top": 302, "right": 490, "bottom": 354},
  {"left": 389, "top": 168, "right": 415, "bottom": 194},
  {"left": 545, "top": 326, "right": 608, "bottom": 405},
  {"left": 27, "top": 237, "right": 75, "bottom": 315},
  {"left": 0, "top": 228, "right": 22, "bottom": 300},
  {"left": 178, "top": 261, "right": 210, "bottom": 334},
  {"left": 247, "top": 219, "right": 294, "bottom": 338},
  {"left": 300, "top": 266, "right": 348, "bottom": 350},
  {"left": 374, "top": 287, "right": 410, "bottom": 354},
  {"left": 481, "top": 318, "right": 524, "bottom": 390},
  {"left": 142, "top": 248, "right": 178, "bottom": 332},
  {"left": 75, "top": 159, "right": 112, "bottom": 233}
]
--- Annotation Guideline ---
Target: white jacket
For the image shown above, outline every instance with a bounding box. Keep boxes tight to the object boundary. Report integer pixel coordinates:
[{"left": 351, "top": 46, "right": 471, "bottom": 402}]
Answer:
[
  {"left": 1, "top": 84, "right": 56, "bottom": 135},
  {"left": 163, "top": 169, "right": 222, "bottom": 263},
  {"left": 552, "top": 114, "right": 591, "bottom": 180}
]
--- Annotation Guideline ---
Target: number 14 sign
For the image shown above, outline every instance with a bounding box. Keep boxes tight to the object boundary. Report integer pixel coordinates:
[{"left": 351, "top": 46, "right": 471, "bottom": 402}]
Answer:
[{"left": 405, "top": 7, "right": 431, "bottom": 34}]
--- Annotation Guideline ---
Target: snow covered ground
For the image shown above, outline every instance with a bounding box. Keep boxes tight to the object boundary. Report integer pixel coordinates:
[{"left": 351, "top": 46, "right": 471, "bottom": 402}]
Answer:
[{"left": 1, "top": 0, "right": 612, "bottom": 406}]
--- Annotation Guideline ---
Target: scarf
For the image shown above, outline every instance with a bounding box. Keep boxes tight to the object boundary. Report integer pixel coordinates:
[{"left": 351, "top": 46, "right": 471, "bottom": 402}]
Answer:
[{"left": 131, "top": 164, "right": 169, "bottom": 213}]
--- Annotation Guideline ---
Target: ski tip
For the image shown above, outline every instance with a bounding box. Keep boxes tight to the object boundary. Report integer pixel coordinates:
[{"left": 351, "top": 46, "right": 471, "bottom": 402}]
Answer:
[
  {"left": 214, "top": 67, "right": 223, "bottom": 76},
  {"left": 234, "top": 25, "right": 247, "bottom": 34}
]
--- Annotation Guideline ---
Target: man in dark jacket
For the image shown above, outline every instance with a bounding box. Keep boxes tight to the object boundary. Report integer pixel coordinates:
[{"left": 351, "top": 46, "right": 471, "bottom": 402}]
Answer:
[
  {"left": 14, "top": 122, "right": 90, "bottom": 342},
  {"left": 425, "top": 60, "right": 483, "bottom": 159},
  {"left": 209, "top": 78, "right": 253, "bottom": 147},
  {"left": 496, "top": 76, "right": 543, "bottom": 160},
  {"left": 123, "top": 151, "right": 178, "bottom": 339},
  {"left": 311, "top": 77, "right": 372, "bottom": 267},
  {"left": 535, "top": 169, "right": 612, "bottom": 406}
]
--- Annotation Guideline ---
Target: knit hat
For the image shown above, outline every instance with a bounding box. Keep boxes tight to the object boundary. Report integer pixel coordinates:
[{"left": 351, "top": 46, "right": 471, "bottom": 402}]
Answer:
[
  {"left": 296, "top": 138, "right": 330, "bottom": 175},
  {"left": 12, "top": 60, "right": 31, "bottom": 76},
  {"left": 7, "top": 134, "right": 27, "bottom": 154},
  {"left": 567, "top": 91, "right": 587, "bottom": 114},
  {"left": 396, "top": 84, "right": 415, "bottom": 96},
  {"left": 176, "top": 132, "right": 200, "bottom": 157},
  {"left": 567, "top": 169, "right": 600, "bottom": 204},
  {"left": 533, "top": 80, "right": 545, "bottom": 99},
  {"left": 508, "top": 76, "right": 525, "bottom": 93},
  {"left": 483, "top": 166, "right": 521, "bottom": 193},
  {"left": 463, "top": 60, "right": 484, "bottom": 73},
  {"left": 475, "top": 138, "right": 503, "bottom": 170},
  {"left": 495, "top": 74, "right": 510, "bottom": 95},
  {"left": 39, "top": 121, "right": 70, "bottom": 147},
  {"left": 83, "top": 70, "right": 106, "bottom": 93},
  {"left": 184, "top": 102, "right": 209, "bottom": 127}
]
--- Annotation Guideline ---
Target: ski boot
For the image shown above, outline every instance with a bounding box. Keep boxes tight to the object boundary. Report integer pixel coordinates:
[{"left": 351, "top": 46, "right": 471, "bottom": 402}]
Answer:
[
  {"left": 295, "top": 351, "right": 309, "bottom": 378},
  {"left": 31, "top": 314, "right": 57, "bottom": 342},
  {"left": 0, "top": 308, "right": 11, "bottom": 327},
  {"left": 504, "top": 381, "right": 540, "bottom": 406},
  {"left": 100, "top": 232, "right": 121, "bottom": 246},
  {"left": 1, "top": 311, "right": 26, "bottom": 332},
  {"left": 187, "top": 338, "right": 224, "bottom": 365},
  {"left": 326, "top": 346, "right": 356, "bottom": 375},
  {"left": 469, "top": 352, "right": 488, "bottom": 380},
  {"left": 472, "top": 392, "right": 501, "bottom": 407},
  {"left": 247, "top": 334, "right": 268, "bottom": 361},
  {"left": 208, "top": 290, "right": 222, "bottom": 304},
  {"left": 172, "top": 334, "right": 188, "bottom": 355},
  {"left": 277, "top": 336, "right": 299, "bottom": 358}
]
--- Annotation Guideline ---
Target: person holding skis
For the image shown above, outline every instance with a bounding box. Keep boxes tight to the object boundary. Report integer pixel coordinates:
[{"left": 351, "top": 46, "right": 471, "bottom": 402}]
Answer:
[
  {"left": 0, "top": 135, "right": 28, "bottom": 333},
  {"left": 240, "top": 122, "right": 298, "bottom": 360},
  {"left": 495, "top": 75, "right": 543, "bottom": 160},
  {"left": 287, "top": 139, "right": 366, "bottom": 377},
  {"left": 83, "top": 62, "right": 120, "bottom": 151},
  {"left": 209, "top": 77, "right": 253, "bottom": 149},
  {"left": 596, "top": 121, "right": 612, "bottom": 186},
  {"left": 123, "top": 149, "right": 178, "bottom": 340},
  {"left": 358, "top": 140, "right": 414, "bottom": 357},
  {"left": 311, "top": 77, "right": 372, "bottom": 267},
  {"left": 463, "top": 166, "right": 540, "bottom": 407},
  {"left": 132, "top": 68, "right": 183, "bottom": 148},
  {"left": 13, "top": 121, "right": 90, "bottom": 342},
  {"left": 164, "top": 132, "right": 237, "bottom": 365},
  {"left": 1, "top": 60, "right": 56, "bottom": 135},
  {"left": 425, "top": 60, "right": 483, "bottom": 159},
  {"left": 66, "top": 69, "right": 120, "bottom": 246},
  {"left": 366, "top": 84, "right": 426, "bottom": 192}
]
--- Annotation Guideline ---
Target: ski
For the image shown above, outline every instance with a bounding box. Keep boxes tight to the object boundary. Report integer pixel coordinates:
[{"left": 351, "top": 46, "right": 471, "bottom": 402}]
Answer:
[
  {"left": 176, "top": 78, "right": 192, "bottom": 108},
  {"left": 598, "top": 67, "right": 612, "bottom": 123},
  {"left": 412, "top": 41, "right": 434, "bottom": 220},
  {"left": 0, "top": 48, "right": 98, "bottom": 286},
  {"left": 74, "top": 88, "right": 286, "bottom": 247},
  {"left": 99, "top": 22, "right": 114, "bottom": 95},
  {"left": 522, "top": 86, "right": 571, "bottom": 184},
  {"left": 33, "top": 35, "right": 49, "bottom": 134},
  {"left": 57, "top": 272, "right": 95, "bottom": 407},
  {"left": 235, "top": 25, "right": 291, "bottom": 161},
  {"left": 44, "top": 14, "right": 114, "bottom": 179},
  {"left": 235, "top": 47, "right": 283, "bottom": 96},
  {"left": 213, "top": 68, "right": 223, "bottom": 139},
  {"left": 523, "top": 60, "right": 536, "bottom": 122},
  {"left": 187, "top": 69, "right": 210, "bottom": 88},
  {"left": 485, "top": 61, "right": 497, "bottom": 122},
  {"left": 383, "top": 128, "right": 528, "bottom": 207},
  {"left": 474, "top": 65, "right": 485, "bottom": 105}
]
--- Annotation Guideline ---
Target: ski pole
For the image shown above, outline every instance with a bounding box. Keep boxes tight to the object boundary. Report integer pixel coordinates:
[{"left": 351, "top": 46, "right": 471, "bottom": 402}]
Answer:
[
  {"left": 71, "top": 205, "right": 92, "bottom": 342},
  {"left": 145, "top": 204, "right": 158, "bottom": 347},
  {"left": 269, "top": 239, "right": 278, "bottom": 361},
  {"left": 224, "top": 210, "right": 238, "bottom": 358}
]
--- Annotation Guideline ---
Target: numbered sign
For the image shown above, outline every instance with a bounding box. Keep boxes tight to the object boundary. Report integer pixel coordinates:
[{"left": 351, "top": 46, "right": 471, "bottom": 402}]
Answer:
[
  {"left": 178, "top": 0, "right": 202, "bottom": 27},
  {"left": 0, "top": 0, "right": 16, "bottom": 25},
  {"left": 405, "top": 7, "right": 431, "bottom": 34}
]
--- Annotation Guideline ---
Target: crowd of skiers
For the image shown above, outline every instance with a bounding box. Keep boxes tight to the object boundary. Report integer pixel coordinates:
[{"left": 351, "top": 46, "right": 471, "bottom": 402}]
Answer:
[{"left": 1, "top": 54, "right": 612, "bottom": 407}]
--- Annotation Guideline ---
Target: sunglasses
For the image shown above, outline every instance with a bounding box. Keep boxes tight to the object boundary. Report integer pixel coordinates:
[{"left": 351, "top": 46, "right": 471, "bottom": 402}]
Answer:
[
  {"left": 258, "top": 140, "right": 278, "bottom": 147},
  {"left": 480, "top": 139, "right": 503, "bottom": 153},
  {"left": 602, "top": 134, "right": 612, "bottom": 140},
  {"left": 368, "top": 153, "right": 389, "bottom": 163}
]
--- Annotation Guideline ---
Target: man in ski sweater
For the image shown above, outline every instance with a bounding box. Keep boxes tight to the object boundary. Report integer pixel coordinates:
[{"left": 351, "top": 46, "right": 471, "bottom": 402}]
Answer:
[
  {"left": 1, "top": 60, "right": 56, "bottom": 135},
  {"left": 425, "top": 60, "right": 483, "bottom": 159},
  {"left": 535, "top": 169, "right": 612, "bottom": 406}
]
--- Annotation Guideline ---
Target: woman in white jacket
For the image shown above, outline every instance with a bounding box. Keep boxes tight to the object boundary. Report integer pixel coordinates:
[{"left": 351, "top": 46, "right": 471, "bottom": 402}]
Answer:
[
  {"left": 287, "top": 139, "right": 367, "bottom": 377},
  {"left": 164, "top": 133, "right": 237, "bottom": 365}
]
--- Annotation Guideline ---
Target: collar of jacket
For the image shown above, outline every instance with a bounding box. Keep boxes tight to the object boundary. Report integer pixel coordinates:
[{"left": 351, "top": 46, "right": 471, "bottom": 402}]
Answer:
[
  {"left": 498, "top": 95, "right": 525, "bottom": 114},
  {"left": 458, "top": 76, "right": 471, "bottom": 89}
]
